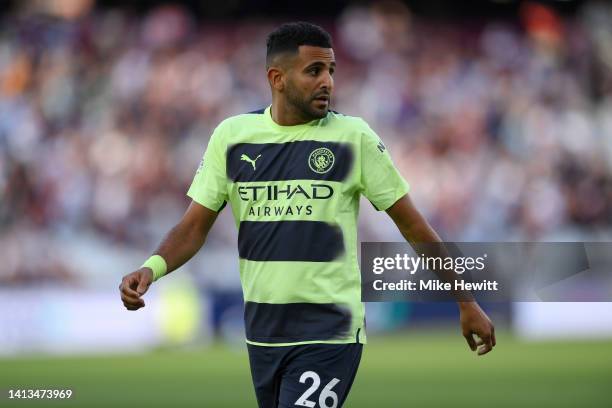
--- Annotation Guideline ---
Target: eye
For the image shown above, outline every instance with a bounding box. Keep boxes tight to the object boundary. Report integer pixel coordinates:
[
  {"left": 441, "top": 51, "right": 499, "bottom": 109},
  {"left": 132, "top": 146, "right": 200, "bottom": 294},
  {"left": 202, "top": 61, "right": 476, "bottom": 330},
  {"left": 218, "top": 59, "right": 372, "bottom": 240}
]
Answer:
[{"left": 309, "top": 67, "right": 320, "bottom": 76}]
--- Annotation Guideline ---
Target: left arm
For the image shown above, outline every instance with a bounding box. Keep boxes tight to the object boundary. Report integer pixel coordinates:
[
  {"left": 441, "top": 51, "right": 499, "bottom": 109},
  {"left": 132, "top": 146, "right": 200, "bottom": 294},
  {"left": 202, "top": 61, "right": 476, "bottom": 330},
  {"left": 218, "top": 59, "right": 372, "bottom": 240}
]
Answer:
[{"left": 386, "top": 194, "right": 497, "bottom": 355}]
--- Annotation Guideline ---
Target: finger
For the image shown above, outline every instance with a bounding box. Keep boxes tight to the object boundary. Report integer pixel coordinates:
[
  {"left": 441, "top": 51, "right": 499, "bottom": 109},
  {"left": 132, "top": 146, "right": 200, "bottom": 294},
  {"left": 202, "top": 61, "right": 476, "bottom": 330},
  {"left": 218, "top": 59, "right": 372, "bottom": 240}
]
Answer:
[
  {"left": 475, "top": 339, "right": 484, "bottom": 346},
  {"left": 120, "top": 288, "right": 142, "bottom": 303},
  {"left": 121, "top": 291, "right": 144, "bottom": 305},
  {"left": 121, "top": 295, "right": 145, "bottom": 308},
  {"left": 120, "top": 279, "right": 142, "bottom": 299},
  {"left": 463, "top": 333, "right": 477, "bottom": 351},
  {"left": 491, "top": 327, "right": 497, "bottom": 347},
  {"left": 481, "top": 332, "right": 493, "bottom": 350},
  {"left": 124, "top": 303, "right": 142, "bottom": 311},
  {"left": 478, "top": 342, "right": 493, "bottom": 355},
  {"left": 123, "top": 298, "right": 144, "bottom": 308},
  {"left": 477, "top": 333, "right": 493, "bottom": 355},
  {"left": 136, "top": 278, "right": 150, "bottom": 296}
]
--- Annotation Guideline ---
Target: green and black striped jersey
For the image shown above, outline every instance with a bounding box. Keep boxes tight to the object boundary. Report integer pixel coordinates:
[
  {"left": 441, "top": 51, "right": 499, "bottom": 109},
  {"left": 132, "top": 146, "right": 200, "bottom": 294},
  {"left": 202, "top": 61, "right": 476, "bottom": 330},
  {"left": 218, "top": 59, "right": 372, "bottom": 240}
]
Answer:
[{"left": 187, "top": 106, "right": 409, "bottom": 346}]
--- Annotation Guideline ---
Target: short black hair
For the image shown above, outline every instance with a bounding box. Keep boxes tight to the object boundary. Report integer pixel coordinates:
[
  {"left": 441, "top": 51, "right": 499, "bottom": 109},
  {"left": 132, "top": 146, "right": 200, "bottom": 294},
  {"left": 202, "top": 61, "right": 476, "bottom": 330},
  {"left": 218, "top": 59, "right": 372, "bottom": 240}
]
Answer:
[{"left": 266, "top": 22, "right": 332, "bottom": 67}]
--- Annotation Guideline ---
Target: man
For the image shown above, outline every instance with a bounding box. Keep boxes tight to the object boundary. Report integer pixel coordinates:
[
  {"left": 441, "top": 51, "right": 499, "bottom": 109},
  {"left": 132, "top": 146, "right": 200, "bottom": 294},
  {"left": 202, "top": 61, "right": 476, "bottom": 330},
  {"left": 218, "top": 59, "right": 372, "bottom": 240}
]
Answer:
[{"left": 119, "top": 22, "right": 495, "bottom": 408}]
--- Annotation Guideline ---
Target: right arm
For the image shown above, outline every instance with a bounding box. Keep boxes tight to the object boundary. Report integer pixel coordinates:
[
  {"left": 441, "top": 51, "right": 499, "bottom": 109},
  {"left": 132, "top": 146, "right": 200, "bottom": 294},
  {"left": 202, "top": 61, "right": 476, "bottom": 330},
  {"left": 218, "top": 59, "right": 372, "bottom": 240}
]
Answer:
[{"left": 119, "top": 200, "right": 220, "bottom": 310}]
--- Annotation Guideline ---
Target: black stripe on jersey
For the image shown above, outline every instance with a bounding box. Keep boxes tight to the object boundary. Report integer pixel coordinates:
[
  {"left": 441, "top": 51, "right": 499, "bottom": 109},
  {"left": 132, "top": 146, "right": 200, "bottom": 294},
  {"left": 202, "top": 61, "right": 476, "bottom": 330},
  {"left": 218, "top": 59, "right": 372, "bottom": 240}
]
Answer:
[
  {"left": 245, "top": 302, "right": 352, "bottom": 343},
  {"left": 238, "top": 220, "right": 344, "bottom": 262},
  {"left": 246, "top": 108, "right": 266, "bottom": 114},
  {"left": 227, "top": 141, "right": 353, "bottom": 182},
  {"left": 217, "top": 200, "right": 227, "bottom": 212}
]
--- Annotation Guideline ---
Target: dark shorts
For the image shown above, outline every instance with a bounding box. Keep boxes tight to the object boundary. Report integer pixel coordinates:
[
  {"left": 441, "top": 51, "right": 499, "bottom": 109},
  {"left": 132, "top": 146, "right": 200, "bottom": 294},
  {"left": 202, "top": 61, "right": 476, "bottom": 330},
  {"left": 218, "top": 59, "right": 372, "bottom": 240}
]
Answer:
[{"left": 247, "top": 342, "right": 363, "bottom": 408}]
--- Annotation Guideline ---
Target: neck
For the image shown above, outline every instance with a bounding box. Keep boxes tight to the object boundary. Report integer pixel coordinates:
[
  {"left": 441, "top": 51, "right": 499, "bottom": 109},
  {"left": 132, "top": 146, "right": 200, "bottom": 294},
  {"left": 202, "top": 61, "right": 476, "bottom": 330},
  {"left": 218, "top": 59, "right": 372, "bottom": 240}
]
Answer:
[{"left": 270, "top": 98, "right": 312, "bottom": 126}]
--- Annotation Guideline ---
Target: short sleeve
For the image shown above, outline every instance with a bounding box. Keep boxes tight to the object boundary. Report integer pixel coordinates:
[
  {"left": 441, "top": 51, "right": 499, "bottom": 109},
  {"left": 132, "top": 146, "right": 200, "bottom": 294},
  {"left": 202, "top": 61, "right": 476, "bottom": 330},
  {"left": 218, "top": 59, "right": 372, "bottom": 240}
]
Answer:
[
  {"left": 360, "top": 121, "right": 410, "bottom": 211},
  {"left": 187, "top": 124, "right": 229, "bottom": 212}
]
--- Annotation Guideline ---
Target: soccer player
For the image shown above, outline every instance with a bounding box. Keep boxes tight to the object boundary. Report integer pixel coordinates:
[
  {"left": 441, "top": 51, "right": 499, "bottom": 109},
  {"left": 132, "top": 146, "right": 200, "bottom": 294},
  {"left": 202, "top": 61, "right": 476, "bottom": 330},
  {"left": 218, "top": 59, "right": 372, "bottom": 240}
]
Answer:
[{"left": 119, "top": 22, "right": 496, "bottom": 408}]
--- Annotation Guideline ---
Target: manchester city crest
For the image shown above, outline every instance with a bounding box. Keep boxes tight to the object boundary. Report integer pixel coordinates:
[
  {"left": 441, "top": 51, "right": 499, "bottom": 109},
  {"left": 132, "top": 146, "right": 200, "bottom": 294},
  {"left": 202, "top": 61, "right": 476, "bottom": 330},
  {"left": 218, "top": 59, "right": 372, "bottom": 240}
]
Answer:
[{"left": 308, "top": 147, "right": 335, "bottom": 174}]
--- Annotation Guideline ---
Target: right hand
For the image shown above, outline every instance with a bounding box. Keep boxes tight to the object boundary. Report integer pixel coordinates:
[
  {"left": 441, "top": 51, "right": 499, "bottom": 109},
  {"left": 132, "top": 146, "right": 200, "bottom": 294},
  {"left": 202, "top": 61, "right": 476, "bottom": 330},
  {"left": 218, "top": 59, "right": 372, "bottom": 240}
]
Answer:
[{"left": 119, "top": 268, "right": 153, "bottom": 311}]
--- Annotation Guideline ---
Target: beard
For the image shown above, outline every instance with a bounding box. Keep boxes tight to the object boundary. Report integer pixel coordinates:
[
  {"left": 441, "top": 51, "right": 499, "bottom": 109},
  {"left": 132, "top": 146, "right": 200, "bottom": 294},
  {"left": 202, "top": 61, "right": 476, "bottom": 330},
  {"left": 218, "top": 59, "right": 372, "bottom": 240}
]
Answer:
[{"left": 285, "top": 82, "right": 329, "bottom": 121}]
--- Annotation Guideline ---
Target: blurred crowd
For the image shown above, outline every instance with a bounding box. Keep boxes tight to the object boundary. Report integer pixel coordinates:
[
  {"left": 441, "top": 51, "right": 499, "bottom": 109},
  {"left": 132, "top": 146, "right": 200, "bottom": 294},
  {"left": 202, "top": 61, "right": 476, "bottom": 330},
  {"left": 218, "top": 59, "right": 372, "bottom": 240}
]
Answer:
[{"left": 1, "top": 1, "right": 611, "bottom": 285}]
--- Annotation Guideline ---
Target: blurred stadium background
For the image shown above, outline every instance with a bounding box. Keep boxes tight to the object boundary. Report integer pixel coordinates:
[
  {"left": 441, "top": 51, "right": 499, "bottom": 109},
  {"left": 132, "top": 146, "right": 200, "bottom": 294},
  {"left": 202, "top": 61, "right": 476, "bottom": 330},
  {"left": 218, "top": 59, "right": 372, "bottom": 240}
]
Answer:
[{"left": 1, "top": 0, "right": 611, "bottom": 406}]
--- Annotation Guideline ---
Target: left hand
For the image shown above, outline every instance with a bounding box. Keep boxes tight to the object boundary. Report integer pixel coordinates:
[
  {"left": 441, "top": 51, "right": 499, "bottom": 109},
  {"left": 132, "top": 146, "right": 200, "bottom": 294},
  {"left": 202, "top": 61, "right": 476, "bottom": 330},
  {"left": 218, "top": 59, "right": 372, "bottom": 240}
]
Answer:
[{"left": 459, "top": 302, "right": 496, "bottom": 356}]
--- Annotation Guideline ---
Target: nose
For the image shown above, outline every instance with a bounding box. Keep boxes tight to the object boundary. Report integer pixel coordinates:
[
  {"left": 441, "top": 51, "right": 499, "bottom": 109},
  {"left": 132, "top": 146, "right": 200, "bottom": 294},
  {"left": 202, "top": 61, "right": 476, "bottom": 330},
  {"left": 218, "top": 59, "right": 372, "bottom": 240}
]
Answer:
[{"left": 320, "top": 70, "right": 333, "bottom": 92}]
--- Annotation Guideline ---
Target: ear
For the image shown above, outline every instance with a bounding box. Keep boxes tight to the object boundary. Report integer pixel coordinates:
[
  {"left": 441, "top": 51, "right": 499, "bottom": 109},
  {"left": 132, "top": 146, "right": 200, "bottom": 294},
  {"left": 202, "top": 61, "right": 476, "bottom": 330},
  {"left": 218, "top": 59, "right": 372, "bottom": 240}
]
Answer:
[{"left": 267, "top": 66, "right": 285, "bottom": 92}]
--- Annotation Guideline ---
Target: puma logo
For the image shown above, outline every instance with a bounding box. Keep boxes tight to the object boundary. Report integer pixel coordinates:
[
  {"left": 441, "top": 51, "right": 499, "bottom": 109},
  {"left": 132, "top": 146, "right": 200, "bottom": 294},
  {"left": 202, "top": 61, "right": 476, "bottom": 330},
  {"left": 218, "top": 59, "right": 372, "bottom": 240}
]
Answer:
[{"left": 240, "top": 154, "right": 261, "bottom": 170}]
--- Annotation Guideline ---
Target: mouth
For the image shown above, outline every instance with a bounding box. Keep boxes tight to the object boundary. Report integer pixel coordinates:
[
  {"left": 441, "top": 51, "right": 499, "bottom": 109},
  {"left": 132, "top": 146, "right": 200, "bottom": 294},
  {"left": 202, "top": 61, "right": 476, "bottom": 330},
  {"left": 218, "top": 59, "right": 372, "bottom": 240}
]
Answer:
[{"left": 313, "top": 94, "right": 330, "bottom": 105}]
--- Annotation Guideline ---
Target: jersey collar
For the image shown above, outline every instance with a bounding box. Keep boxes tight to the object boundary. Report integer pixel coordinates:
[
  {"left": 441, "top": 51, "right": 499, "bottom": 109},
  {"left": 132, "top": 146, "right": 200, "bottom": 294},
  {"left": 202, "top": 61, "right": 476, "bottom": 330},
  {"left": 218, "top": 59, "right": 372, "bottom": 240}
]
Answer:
[{"left": 264, "top": 105, "right": 326, "bottom": 132}]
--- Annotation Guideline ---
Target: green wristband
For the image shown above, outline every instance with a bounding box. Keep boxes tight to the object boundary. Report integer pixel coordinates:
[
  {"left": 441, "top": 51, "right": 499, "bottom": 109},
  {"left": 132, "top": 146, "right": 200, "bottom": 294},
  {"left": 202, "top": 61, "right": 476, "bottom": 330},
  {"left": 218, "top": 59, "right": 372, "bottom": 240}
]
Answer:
[{"left": 141, "top": 255, "right": 167, "bottom": 282}]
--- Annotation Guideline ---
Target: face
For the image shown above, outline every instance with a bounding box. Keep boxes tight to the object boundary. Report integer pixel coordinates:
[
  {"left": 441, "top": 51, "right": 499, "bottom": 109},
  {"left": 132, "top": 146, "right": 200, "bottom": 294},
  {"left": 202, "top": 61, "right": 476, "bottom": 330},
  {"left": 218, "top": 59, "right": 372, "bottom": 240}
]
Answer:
[{"left": 283, "top": 45, "right": 336, "bottom": 120}]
